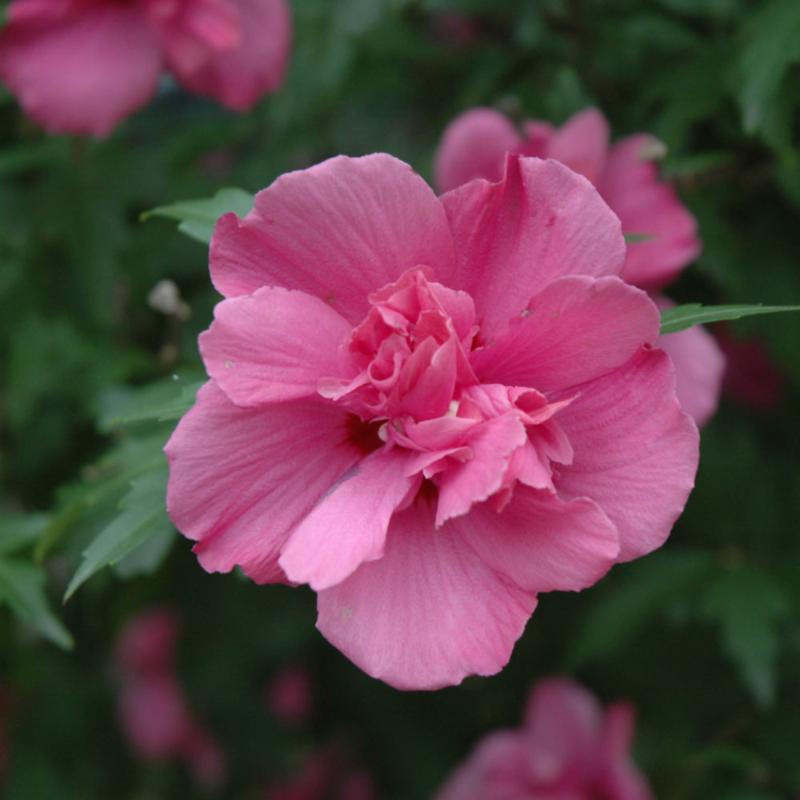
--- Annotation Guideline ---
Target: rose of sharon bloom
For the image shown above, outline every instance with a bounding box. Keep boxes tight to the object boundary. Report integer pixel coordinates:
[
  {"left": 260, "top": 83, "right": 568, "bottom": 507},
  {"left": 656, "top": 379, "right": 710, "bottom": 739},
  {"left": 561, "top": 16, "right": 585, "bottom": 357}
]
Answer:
[
  {"left": 165, "top": 153, "right": 699, "bottom": 690},
  {"left": 435, "top": 107, "right": 726, "bottom": 427},
  {"left": 436, "top": 678, "right": 653, "bottom": 800},
  {"left": 115, "top": 610, "right": 227, "bottom": 789},
  {"left": 0, "top": 0, "right": 292, "bottom": 136}
]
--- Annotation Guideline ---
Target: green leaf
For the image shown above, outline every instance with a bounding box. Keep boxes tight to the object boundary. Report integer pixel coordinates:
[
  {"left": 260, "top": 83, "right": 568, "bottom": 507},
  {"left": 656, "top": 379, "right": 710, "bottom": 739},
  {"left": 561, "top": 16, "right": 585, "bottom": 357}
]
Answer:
[
  {"left": 660, "top": 303, "right": 800, "bottom": 334},
  {"left": 0, "top": 558, "right": 73, "bottom": 649},
  {"left": 0, "top": 513, "right": 48, "bottom": 555},
  {"left": 624, "top": 232, "right": 655, "bottom": 244},
  {"left": 566, "top": 551, "right": 713, "bottom": 669},
  {"left": 737, "top": 0, "right": 800, "bottom": 142},
  {"left": 98, "top": 377, "right": 202, "bottom": 431},
  {"left": 142, "top": 187, "right": 254, "bottom": 244},
  {"left": 65, "top": 465, "right": 172, "bottom": 600},
  {"left": 702, "top": 567, "right": 789, "bottom": 706}
]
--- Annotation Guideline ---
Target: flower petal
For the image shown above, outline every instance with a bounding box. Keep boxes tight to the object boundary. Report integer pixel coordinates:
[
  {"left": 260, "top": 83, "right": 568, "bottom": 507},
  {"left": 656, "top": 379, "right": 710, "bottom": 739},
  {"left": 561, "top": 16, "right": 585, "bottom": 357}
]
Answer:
[
  {"left": 523, "top": 678, "right": 602, "bottom": 782},
  {"left": 165, "top": 0, "right": 292, "bottom": 109},
  {"left": 210, "top": 154, "right": 455, "bottom": 322},
  {"left": 279, "top": 449, "right": 416, "bottom": 591},
  {"left": 442, "top": 155, "right": 626, "bottom": 338},
  {"left": 453, "top": 490, "right": 619, "bottom": 594},
  {"left": 0, "top": 1, "right": 161, "bottom": 136},
  {"left": 554, "top": 348, "right": 699, "bottom": 562},
  {"left": 165, "top": 382, "right": 361, "bottom": 583},
  {"left": 199, "top": 286, "right": 353, "bottom": 407},
  {"left": 598, "top": 134, "right": 701, "bottom": 290},
  {"left": 434, "top": 107, "right": 523, "bottom": 193},
  {"left": 547, "top": 107, "right": 610, "bottom": 185},
  {"left": 471, "top": 276, "right": 660, "bottom": 393},
  {"left": 435, "top": 731, "right": 531, "bottom": 800},
  {"left": 316, "top": 498, "right": 537, "bottom": 690},
  {"left": 654, "top": 297, "right": 725, "bottom": 428}
]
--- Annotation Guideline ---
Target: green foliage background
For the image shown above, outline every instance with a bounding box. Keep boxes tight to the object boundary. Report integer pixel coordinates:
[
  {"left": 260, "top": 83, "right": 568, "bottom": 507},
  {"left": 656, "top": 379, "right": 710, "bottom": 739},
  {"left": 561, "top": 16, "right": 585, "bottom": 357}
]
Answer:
[{"left": 1, "top": 0, "right": 799, "bottom": 797}]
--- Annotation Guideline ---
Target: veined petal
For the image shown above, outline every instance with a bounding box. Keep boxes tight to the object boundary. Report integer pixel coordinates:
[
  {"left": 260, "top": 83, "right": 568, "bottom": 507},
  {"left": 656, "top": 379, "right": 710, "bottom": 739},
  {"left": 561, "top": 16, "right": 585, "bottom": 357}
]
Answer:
[
  {"left": 200, "top": 285, "right": 353, "bottom": 406},
  {"left": 165, "top": 382, "right": 361, "bottom": 583},
  {"left": 316, "top": 498, "right": 537, "bottom": 690},
  {"left": 554, "top": 348, "right": 699, "bottom": 561},
  {"left": 442, "top": 155, "right": 626, "bottom": 338},
  {"left": 210, "top": 154, "right": 455, "bottom": 320},
  {"left": 471, "top": 276, "right": 660, "bottom": 393},
  {"left": 279, "top": 448, "right": 416, "bottom": 591}
]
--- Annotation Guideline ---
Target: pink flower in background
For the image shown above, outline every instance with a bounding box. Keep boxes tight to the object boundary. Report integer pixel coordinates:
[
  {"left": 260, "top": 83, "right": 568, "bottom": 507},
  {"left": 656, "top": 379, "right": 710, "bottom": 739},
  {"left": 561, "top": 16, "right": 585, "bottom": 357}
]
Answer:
[
  {"left": 716, "top": 325, "right": 785, "bottom": 410},
  {"left": 435, "top": 107, "right": 726, "bottom": 427},
  {"left": 266, "top": 666, "right": 314, "bottom": 726},
  {"left": 0, "top": 0, "right": 292, "bottom": 136},
  {"left": 263, "top": 750, "right": 377, "bottom": 800},
  {"left": 166, "top": 153, "right": 699, "bottom": 690},
  {"left": 436, "top": 678, "right": 653, "bottom": 800},
  {"left": 115, "top": 610, "right": 227, "bottom": 789}
]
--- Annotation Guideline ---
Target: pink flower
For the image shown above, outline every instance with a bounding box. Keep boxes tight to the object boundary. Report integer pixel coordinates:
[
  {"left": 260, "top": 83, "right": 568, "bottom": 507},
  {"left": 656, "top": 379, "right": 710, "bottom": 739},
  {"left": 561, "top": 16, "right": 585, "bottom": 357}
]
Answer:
[
  {"left": 266, "top": 666, "right": 314, "bottom": 726},
  {"left": 436, "top": 678, "right": 653, "bottom": 800},
  {"left": 114, "top": 609, "right": 227, "bottom": 788},
  {"left": 263, "top": 750, "right": 377, "bottom": 800},
  {"left": 435, "top": 107, "right": 726, "bottom": 426},
  {"left": 165, "top": 153, "right": 699, "bottom": 690},
  {"left": 0, "top": 0, "right": 292, "bottom": 136},
  {"left": 716, "top": 325, "right": 785, "bottom": 410}
]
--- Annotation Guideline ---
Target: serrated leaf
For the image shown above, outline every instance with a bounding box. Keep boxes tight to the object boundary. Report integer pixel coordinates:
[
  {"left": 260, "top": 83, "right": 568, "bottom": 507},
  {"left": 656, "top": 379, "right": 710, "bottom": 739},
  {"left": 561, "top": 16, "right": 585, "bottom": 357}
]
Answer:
[
  {"left": 566, "top": 551, "right": 713, "bottom": 669},
  {"left": 0, "top": 513, "right": 48, "bottom": 555},
  {"left": 142, "top": 187, "right": 253, "bottom": 244},
  {"left": 112, "top": 525, "right": 176, "bottom": 580},
  {"left": 660, "top": 303, "right": 800, "bottom": 334},
  {"left": 65, "top": 465, "right": 172, "bottom": 600},
  {"left": 99, "top": 377, "right": 202, "bottom": 431},
  {"left": 702, "top": 567, "right": 789, "bottom": 706},
  {"left": 0, "top": 558, "right": 73, "bottom": 649}
]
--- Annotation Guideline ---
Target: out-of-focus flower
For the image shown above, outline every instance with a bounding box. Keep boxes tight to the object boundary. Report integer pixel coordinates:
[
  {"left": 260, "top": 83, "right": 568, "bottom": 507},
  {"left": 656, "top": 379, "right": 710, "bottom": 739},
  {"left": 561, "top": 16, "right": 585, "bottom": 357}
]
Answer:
[
  {"left": 436, "top": 678, "right": 653, "bottom": 800},
  {"left": 114, "top": 609, "right": 227, "bottom": 789},
  {"left": 263, "top": 749, "right": 377, "bottom": 800},
  {"left": 0, "top": 0, "right": 292, "bottom": 136},
  {"left": 435, "top": 107, "right": 725, "bottom": 427},
  {"left": 166, "top": 153, "right": 699, "bottom": 690},
  {"left": 266, "top": 666, "right": 314, "bottom": 726},
  {"left": 716, "top": 325, "right": 786, "bottom": 410}
]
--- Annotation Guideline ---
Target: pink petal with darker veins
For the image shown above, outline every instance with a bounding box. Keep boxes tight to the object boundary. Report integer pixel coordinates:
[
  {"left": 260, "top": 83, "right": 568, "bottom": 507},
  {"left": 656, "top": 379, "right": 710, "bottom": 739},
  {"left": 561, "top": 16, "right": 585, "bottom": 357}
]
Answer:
[
  {"left": 547, "top": 107, "right": 610, "bottom": 185},
  {"left": 471, "top": 276, "right": 660, "bottom": 393},
  {"left": 453, "top": 490, "right": 619, "bottom": 594},
  {"left": 279, "top": 448, "right": 417, "bottom": 591},
  {"left": 435, "top": 107, "right": 524, "bottom": 193},
  {"left": 316, "top": 498, "right": 537, "bottom": 691},
  {"left": 210, "top": 154, "right": 455, "bottom": 321},
  {"left": 200, "top": 285, "right": 353, "bottom": 407},
  {"left": 554, "top": 348, "right": 699, "bottom": 562},
  {"left": 165, "top": 382, "right": 361, "bottom": 584},
  {"left": 0, "top": 0, "right": 162, "bottom": 136},
  {"left": 599, "top": 134, "right": 701, "bottom": 291},
  {"left": 442, "top": 155, "right": 626, "bottom": 338}
]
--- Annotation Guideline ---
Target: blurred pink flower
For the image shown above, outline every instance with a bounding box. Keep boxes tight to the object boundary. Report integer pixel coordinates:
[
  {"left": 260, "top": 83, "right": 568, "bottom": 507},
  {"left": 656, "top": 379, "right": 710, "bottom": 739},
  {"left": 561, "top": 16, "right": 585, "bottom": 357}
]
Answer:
[
  {"left": 263, "top": 750, "right": 377, "bottom": 800},
  {"left": 0, "top": 0, "right": 292, "bottom": 136},
  {"left": 115, "top": 610, "right": 227, "bottom": 789},
  {"left": 435, "top": 107, "right": 725, "bottom": 427},
  {"left": 436, "top": 678, "right": 653, "bottom": 800},
  {"left": 166, "top": 153, "right": 698, "bottom": 690},
  {"left": 266, "top": 666, "right": 314, "bottom": 726},
  {"left": 716, "top": 325, "right": 785, "bottom": 410}
]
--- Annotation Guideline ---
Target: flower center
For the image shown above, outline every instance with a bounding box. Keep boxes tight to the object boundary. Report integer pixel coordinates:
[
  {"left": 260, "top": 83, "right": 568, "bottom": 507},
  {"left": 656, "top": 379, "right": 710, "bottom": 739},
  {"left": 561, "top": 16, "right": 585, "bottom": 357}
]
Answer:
[{"left": 320, "top": 268, "right": 574, "bottom": 524}]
